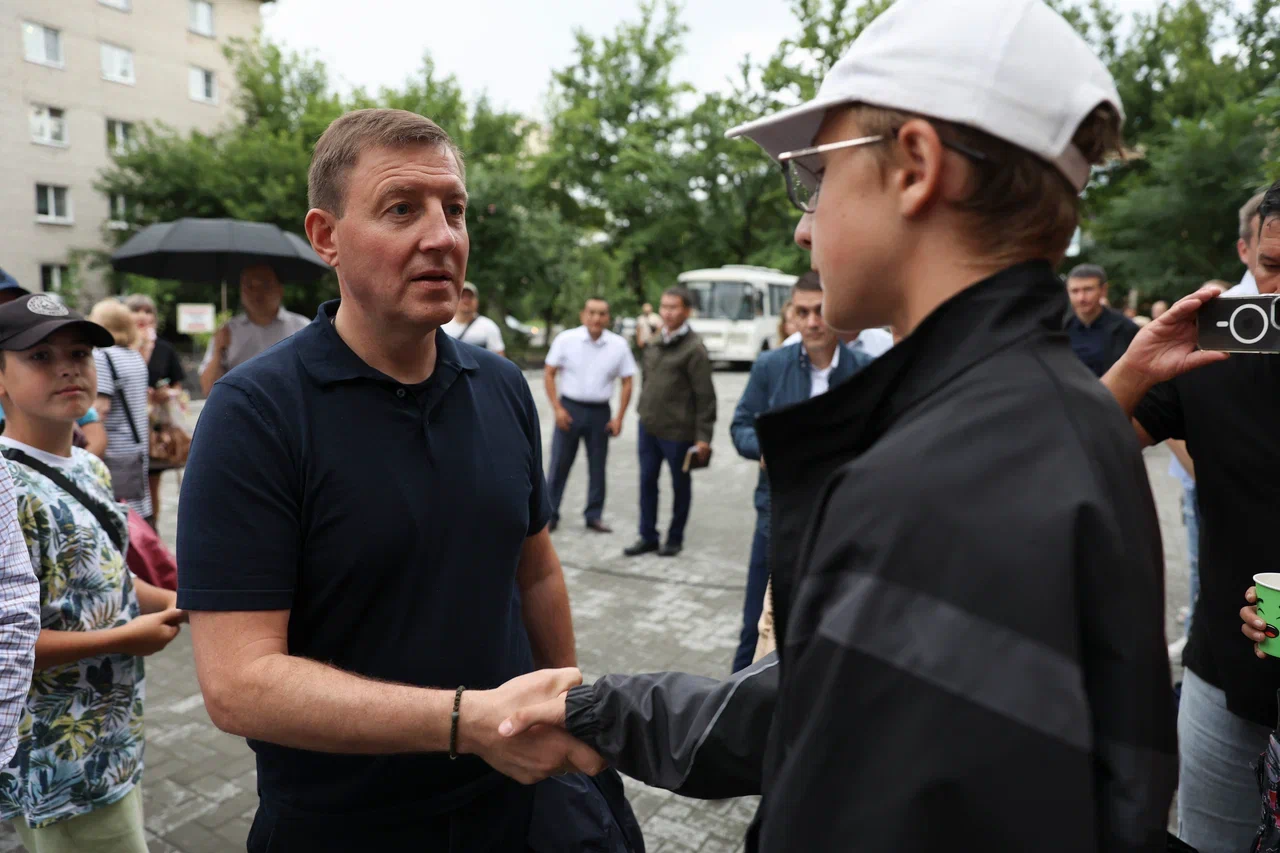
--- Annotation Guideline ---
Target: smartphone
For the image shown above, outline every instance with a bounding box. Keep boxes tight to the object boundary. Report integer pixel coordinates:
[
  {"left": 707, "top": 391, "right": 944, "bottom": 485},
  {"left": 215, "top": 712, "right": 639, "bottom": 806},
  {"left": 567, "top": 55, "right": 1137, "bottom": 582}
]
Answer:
[{"left": 1197, "top": 295, "right": 1280, "bottom": 353}]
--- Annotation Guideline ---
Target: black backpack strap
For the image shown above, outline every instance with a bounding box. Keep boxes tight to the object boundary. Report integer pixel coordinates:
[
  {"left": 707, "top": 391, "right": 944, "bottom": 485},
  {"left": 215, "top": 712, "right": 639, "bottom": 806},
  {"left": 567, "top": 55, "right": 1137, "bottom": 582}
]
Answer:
[
  {"left": 103, "top": 352, "right": 142, "bottom": 445},
  {"left": 1, "top": 448, "right": 125, "bottom": 553}
]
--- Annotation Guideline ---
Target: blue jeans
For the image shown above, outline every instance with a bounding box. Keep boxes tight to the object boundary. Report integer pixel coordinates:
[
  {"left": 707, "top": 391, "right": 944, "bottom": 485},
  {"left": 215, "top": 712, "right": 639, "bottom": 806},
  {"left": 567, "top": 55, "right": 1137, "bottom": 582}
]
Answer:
[
  {"left": 547, "top": 398, "right": 611, "bottom": 524},
  {"left": 732, "top": 510, "right": 770, "bottom": 672},
  {"left": 1177, "top": 669, "right": 1270, "bottom": 853},
  {"left": 1183, "top": 483, "right": 1200, "bottom": 638},
  {"left": 636, "top": 421, "right": 693, "bottom": 546}
]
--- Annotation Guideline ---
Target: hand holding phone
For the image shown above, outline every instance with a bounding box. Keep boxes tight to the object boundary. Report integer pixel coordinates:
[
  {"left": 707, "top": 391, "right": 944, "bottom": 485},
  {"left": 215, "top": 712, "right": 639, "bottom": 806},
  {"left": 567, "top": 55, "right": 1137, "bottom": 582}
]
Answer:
[{"left": 1198, "top": 295, "right": 1280, "bottom": 353}]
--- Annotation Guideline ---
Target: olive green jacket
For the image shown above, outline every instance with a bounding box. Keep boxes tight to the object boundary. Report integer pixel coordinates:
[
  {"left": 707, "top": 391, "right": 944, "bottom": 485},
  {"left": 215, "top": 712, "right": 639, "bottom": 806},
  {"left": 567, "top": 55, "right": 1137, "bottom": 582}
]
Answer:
[{"left": 636, "top": 327, "right": 717, "bottom": 444}]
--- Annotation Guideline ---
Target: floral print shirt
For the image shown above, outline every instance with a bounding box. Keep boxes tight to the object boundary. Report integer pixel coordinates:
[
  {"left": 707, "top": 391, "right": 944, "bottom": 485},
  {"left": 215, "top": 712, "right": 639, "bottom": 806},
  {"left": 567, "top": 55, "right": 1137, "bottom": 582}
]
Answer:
[{"left": 0, "top": 444, "right": 142, "bottom": 828}]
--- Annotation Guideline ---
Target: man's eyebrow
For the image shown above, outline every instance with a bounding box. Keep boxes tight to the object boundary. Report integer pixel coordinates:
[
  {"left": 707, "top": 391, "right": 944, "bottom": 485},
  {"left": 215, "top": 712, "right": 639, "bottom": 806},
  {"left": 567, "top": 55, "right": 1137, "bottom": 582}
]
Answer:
[{"left": 373, "top": 184, "right": 418, "bottom": 204}]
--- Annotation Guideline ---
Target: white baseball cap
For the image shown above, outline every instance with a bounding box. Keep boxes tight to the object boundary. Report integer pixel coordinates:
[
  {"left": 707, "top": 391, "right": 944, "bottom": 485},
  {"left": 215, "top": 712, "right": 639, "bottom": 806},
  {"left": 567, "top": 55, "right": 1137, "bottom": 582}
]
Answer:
[{"left": 726, "top": 0, "right": 1123, "bottom": 193}]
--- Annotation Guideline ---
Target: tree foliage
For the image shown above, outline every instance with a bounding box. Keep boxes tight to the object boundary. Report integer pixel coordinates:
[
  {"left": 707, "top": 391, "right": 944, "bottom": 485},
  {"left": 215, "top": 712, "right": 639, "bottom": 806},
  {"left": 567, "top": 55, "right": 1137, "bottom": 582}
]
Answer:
[{"left": 98, "top": 0, "right": 1280, "bottom": 328}]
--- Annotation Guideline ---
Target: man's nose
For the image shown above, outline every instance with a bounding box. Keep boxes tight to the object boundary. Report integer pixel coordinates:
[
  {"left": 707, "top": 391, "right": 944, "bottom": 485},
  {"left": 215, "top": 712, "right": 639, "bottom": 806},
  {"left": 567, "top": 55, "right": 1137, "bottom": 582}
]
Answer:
[
  {"left": 417, "top": 204, "right": 459, "bottom": 253},
  {"left": 794, "top": 213, "right": 814, "bottom": 251}
]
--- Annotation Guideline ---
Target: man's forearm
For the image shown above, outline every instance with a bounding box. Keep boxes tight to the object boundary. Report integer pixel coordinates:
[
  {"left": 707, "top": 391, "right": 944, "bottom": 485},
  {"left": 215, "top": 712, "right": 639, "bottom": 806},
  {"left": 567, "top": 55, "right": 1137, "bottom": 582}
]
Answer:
[
  {"left": 1101, "top": 358, "right": 1154, "bottom": 419},
  {"left": 208, "top": 652, "right": 457, "bottom": 753},
  {"left": 617, "top": 377, "right": 633, "bottom": 418},
  {"left": 521, "top": 572, "right": 576, "bottom": 668},
  {"left": 200, "top": 359, "right": 226, "bottom": 396},
  {"left": 544, "top": 369, "right": 559, "bottom": 409}
]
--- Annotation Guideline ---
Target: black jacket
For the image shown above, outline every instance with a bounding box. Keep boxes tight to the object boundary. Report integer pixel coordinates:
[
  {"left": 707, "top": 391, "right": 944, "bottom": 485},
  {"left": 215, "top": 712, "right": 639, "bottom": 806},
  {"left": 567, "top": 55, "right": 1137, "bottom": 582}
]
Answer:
[
  {"left": 636, "top": 328, "right": 717, "bottom": 443},
  {"left": 569, "top": 262, "right": 1177, "bottom": 852}
]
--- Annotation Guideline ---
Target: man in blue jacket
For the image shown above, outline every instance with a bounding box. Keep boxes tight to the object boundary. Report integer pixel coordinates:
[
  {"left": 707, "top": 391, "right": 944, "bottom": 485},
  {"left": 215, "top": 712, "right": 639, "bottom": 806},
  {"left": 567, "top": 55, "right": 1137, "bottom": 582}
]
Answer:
[{"left": 728, "top": 271, "right": 873, "bottom": 671}]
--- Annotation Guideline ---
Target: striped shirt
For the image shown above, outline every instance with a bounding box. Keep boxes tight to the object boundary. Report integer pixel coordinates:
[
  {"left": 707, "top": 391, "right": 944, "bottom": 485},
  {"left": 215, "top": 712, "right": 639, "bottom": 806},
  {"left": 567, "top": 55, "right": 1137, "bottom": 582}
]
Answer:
[
  {"left": 94, "top": 346, "right": 152, "bottom": 518},
  {"left": 0, "top": 462, "right": 38, "bottom": 769}
]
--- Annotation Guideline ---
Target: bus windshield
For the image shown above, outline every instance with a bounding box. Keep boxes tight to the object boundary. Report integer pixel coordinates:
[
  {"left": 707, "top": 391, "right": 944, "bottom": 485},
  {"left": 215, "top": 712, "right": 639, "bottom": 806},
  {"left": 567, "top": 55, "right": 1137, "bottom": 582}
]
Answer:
[{"left": 685, "top": 281, "right": 758, "bottom": 321}]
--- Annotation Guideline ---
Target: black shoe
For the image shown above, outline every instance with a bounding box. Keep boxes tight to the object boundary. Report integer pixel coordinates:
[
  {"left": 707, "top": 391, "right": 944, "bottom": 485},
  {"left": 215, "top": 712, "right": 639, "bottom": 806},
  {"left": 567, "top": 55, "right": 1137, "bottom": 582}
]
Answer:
[
  {"left": 659, "top": 542, "right": 682, "bottom": 557},
  {"left": 623, "top": 539, "right": 659, "bottom": 557},
  {"left": 548, "top": 519, "right": 558, "bottom": 533},
  {"left": 586, "top": 520, "right": 613, "bottom": 534}
]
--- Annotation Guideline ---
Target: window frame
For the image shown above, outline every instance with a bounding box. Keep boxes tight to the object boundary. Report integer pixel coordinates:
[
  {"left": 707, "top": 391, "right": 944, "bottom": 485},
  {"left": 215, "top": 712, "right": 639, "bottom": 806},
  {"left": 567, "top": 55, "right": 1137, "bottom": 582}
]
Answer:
[
  {"left": 35, "top": 184, "right": 73, "bottom": 225},
  {"left": 40, "top": 265, "right": 70, "bottom": 293},
  {"left": 106, "top": 119, "right": 135, "bottom": 155},
  {"left": 108, "top": 193, "right": 132, "bottom": 230},
  {"left": 188, "top": 0, "right": 215, "bottom": 37},
  {"left": 22, "top": 21, "right": 64, "bottom": 69},
  {"left": 188, "top": 66, "right": 218, "bottom": 104},
  {"left": 99, "top": 42, "right": 136, "bottom": 85},
  {"left": 29, "top": 104, "right": 69, "bottom": 147}
]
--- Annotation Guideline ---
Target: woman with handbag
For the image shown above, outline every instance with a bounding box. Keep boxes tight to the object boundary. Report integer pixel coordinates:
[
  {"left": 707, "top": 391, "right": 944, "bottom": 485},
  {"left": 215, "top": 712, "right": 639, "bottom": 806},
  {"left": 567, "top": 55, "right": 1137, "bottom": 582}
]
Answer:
[
  {"left": 88, "top": 299, "right": 154, "bottom": 526},
  {"left": 125, "top": 294, "right": 190, "bottom": 525}
]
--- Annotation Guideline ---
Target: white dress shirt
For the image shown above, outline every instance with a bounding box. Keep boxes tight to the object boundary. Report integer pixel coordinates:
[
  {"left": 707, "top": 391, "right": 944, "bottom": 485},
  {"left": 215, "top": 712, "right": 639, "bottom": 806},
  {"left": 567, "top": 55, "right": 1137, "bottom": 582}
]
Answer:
[
  {"left": 809, "top": 345, "right": 840, "bottom": 398},
  {"left": 442, "top": 314, "right": 506, "bottom": 353},
  {"left": 545, "top": 326, "right": 637, "bottom": 404},
  {"left": 1226, "top": 269, "right": 1258, "bottom": 296}
]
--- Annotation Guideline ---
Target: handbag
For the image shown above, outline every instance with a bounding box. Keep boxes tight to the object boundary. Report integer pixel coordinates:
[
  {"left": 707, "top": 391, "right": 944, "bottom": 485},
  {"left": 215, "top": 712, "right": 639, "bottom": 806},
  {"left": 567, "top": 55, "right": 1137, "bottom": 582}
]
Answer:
[
  {"left": 149, "top": 393, "right": 191, "bottom": 470},
  {"left": 125, "top": 507, "right": 177, "bottom": 591},
  {"left": 103, "top": 352, "right": 147, "bottom": 502}
]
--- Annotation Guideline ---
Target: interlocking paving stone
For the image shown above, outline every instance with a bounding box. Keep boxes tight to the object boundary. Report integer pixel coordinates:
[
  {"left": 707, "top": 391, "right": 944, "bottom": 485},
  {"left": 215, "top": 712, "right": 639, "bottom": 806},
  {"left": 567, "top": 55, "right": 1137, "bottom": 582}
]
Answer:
[{"left": 0, "top": 371, "right": 1191, "bottom": 852}]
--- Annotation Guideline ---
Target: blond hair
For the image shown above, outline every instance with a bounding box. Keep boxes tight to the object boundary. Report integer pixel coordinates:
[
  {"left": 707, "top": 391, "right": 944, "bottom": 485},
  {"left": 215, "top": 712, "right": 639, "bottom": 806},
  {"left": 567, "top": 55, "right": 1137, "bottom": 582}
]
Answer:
[
  {"left": 308, "top": 108, "right": 465, "bottom": 217},
  {"left": 1240, "top": 191, "right": 1267, "bottom": 242},
  {"left": 89, "top": 299, "right": 139, "bottom": 348},
  {"left": 841, "top": 102, "right": 1125, "bottom": 265}
]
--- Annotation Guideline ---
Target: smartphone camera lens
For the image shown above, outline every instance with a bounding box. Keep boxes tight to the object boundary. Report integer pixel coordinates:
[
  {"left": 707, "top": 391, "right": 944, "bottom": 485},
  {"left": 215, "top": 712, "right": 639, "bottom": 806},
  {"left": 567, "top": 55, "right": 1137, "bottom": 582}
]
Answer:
[{"left": 1230, "top": 303, "right": 1269, "bottom": 344}]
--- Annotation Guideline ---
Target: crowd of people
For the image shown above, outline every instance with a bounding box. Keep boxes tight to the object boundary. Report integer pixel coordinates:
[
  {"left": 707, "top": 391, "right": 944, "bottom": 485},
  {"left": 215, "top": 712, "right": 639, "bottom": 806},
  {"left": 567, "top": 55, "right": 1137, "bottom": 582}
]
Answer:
[{"left": 0, "top": 0, "right": 1279, "bottom": 851}]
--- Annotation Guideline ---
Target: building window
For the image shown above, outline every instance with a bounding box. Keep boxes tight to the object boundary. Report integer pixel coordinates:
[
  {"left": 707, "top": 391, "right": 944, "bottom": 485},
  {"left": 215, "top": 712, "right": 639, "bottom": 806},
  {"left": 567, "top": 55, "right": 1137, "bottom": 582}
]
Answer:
[
  {"left": 108, "top": 193, "right": 132, "bottom": 230},
  {"left": 100, "top": 43, "right": 135, "bottom": 84},
  {"left": 40, "top": 265, "right": 70, "bottom": 293},
  {"left": 99, "top": 0, "right": 131, "bottom": 10},
  {"left": 106, "top": 119, "right": 134, "bottom": 154},
  {"left": 189, "top": 1, "right": 214, "bottom": 36},
  {"left": 22, "top": 22, "right": 63, "bottom": 67},
  {"left": 35, "top": 185, "right": 72, "bottom": 224},
  {"left": 29, "top": 105, "right": 68, "bottom": 146},
  {"left": 188, "top": 67, "right": 217, "bottom": 104}
]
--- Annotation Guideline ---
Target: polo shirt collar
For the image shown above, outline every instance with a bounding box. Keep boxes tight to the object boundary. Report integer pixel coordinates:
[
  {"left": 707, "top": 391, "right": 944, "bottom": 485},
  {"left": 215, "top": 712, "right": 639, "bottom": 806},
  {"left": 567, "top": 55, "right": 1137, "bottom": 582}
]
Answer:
[
  {"left": 578, "top": 325, "right": 608, "bottom": 346},
  {"left": 298, "top": 300, "right": 478, "bottom": 387}
]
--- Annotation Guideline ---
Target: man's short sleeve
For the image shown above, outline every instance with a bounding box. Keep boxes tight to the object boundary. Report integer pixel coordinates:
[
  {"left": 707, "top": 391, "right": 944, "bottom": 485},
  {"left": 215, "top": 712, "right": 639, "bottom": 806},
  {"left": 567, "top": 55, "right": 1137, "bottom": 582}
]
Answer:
[
  {"left": 1132, "top": 379, "right": 1185, "bottom": 444},
  {"left": 544, "top": 332, "right": 566, "bottom": 368},
  {"left": 177, "top": 382, "right": 300, "bottom": 611},
  {"left": 618, "top": 340, "right": 637, "bottom": 378},
  {"left": 485, "top": 318, "right": 506, "bottom": 353},
  {"left": 93, "top": 350, "right": 114, "bottom": 397},
  {"left": 521, "top": 383, "right": 552, "bottom": 536}
]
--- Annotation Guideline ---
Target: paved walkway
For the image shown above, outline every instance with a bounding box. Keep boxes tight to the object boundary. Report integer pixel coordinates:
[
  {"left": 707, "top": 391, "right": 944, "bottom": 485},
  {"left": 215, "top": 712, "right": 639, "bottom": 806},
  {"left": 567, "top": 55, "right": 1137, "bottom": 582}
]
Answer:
[{"left": 0, "top": 370, "right": 1192, "bottom": 852}]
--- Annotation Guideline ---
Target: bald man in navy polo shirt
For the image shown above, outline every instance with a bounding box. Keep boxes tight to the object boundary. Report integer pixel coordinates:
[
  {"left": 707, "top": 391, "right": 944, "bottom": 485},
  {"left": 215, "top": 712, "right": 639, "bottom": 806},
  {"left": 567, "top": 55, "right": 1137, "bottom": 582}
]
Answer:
[{"left": 177, "top": 109, "right": 604, "bottom": 851}]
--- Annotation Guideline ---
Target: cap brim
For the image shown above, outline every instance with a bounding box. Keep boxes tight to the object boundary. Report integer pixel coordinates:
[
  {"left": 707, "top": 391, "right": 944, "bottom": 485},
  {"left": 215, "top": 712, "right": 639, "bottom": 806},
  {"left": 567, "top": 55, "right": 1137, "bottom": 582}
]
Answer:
[
  {"left": 725, "top": 94, "right": 852, "bottom": 161},
  {"left": 2, "top": 319, "right": 115, "bottom": 351}
]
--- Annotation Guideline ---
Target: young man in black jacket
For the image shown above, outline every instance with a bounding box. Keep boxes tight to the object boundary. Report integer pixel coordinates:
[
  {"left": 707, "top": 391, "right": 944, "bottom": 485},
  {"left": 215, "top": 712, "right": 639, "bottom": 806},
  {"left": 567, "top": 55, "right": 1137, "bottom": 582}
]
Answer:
[{"left": 499, "top": 1, "right": 1177, "bottom": 850}]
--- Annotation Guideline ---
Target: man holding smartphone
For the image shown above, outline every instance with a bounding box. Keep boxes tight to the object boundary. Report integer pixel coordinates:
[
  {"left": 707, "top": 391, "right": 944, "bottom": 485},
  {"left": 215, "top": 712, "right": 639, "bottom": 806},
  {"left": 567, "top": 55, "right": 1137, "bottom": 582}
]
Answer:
[{"left": 1102, "top": 178, "right": 1280, "bottom": 853}]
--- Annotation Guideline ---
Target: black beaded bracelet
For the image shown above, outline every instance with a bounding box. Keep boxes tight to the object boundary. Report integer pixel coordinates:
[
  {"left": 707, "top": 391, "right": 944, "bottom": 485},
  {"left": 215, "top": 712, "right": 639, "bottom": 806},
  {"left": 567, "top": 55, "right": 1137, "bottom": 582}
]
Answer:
[{"left": 449, "top": 686, "right": 465, "bottom": 760}]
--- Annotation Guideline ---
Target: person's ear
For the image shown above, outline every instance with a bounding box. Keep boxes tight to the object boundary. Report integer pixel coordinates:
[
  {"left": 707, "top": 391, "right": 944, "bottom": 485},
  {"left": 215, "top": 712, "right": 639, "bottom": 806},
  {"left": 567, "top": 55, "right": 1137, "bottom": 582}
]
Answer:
[
  {"left": 305, "top": 208, "right": 340, "bottom": 269},
  {"left": 892, "top": 119, "right": 951, "bottom": 218},
  {"left": 1239, "top": 237, "right": 1252, "bottom": 267}
]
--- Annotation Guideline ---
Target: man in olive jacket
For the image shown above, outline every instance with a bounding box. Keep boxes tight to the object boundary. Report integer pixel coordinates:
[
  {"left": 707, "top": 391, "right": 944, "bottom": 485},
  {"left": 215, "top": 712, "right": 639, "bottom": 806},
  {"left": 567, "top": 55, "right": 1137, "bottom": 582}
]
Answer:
[{"left": 624, "top": 287, "right": 716, "bottom": 558}]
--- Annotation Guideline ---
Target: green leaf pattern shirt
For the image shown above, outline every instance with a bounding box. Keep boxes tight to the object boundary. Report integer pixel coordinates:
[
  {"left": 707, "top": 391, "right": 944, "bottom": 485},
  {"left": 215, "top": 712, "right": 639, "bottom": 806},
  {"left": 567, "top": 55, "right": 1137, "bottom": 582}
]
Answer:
[{"left": 0, "top": 446, "right": 141, "bottom": 829}]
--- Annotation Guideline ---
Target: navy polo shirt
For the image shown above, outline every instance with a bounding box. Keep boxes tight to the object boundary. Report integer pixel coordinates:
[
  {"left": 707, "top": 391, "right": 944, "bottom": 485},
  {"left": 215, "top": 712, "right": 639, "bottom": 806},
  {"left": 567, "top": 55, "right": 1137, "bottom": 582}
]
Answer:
[{"left": 177, "top": 300, "right": 551, "bottom": 821}]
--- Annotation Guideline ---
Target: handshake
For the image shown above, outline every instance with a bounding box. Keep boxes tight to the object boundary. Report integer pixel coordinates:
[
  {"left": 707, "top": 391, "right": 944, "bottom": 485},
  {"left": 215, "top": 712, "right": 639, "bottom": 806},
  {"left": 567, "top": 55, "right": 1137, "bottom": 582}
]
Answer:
[{"left": 456, "top": 667, "right": 606, "bottom": 785}]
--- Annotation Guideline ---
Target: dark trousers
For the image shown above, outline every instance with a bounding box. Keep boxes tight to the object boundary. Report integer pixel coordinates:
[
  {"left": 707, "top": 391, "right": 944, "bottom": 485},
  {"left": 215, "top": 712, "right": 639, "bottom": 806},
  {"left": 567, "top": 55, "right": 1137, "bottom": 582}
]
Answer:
[
  {"left": 732, "top": 510, "right": 770, "bottom": 672},
  {"left": 247, "top": 777, "right": 535, "bottom": 852},
  {"left": 637, "top": 420, "right": 693, "bottom": 546},
  {"left": 548, "top": 398, "right": 611, "bottom": 524}
]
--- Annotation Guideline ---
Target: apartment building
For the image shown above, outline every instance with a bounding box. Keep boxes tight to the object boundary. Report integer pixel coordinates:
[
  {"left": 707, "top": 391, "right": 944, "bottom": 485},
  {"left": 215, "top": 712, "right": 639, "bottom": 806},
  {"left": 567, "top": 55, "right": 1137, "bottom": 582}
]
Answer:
[{"left": 0, "top": 0, "right": 266, "bottom": 300}]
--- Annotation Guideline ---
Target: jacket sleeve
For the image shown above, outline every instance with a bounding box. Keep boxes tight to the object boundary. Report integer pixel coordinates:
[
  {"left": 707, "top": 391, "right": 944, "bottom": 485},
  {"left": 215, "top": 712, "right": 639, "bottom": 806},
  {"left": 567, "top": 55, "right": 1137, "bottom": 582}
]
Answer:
[
  {"left": 565, "top": 654, "right": 778, "bottom": 799},
  {"left": 730, "top": 360, "right": 770, "bottom": 460},
  {"left": 689, "top": 344, "right": 717, "bottom": 444}
]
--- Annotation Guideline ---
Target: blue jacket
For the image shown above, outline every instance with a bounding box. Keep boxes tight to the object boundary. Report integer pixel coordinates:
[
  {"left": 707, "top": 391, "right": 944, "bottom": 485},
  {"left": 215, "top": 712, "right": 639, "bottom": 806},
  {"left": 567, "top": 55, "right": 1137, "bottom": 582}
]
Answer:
[{"left": 730, "top": 341, "right": 872, "bottom": 512}]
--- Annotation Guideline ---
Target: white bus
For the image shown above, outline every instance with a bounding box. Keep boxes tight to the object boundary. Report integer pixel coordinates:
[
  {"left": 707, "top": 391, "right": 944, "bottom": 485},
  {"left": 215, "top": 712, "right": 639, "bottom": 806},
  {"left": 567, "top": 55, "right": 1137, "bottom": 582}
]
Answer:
[{"left": 678, "top": 265, "right": 797, "bottom": 366}]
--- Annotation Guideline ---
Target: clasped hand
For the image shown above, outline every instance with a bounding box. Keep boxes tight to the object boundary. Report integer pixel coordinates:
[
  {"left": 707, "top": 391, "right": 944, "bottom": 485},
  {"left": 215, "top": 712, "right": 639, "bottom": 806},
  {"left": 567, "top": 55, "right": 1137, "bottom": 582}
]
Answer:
[{"left": 458, "top": 668, "right": 605, "bottom": 785}]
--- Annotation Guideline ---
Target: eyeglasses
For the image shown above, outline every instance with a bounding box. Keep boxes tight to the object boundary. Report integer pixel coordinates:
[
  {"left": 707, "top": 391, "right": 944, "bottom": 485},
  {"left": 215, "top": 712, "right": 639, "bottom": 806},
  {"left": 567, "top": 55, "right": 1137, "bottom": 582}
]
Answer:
[{"left": 777, "top": 129, "right": 992, "bottom": 214}]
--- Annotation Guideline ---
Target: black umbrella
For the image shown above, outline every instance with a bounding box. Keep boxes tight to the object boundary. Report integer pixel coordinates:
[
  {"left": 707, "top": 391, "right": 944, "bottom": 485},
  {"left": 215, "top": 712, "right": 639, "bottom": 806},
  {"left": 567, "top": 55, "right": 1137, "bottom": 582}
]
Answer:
[{"left": 110, "top": 218, "right": 331, "bottom": 307}]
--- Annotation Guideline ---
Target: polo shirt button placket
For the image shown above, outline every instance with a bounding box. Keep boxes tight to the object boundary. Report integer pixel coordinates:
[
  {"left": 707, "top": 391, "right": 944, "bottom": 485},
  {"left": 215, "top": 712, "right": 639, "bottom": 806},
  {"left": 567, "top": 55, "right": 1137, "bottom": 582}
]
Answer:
[{"left": 396, "top": 388, "right": 406, "bottom": 399}]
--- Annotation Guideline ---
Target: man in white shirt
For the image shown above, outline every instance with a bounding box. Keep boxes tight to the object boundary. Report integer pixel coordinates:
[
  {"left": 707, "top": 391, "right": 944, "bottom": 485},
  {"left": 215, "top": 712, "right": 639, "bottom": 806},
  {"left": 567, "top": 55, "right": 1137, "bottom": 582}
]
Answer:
[
  {"left": 1227, "top": 190, "right": 1267, "bottom": 296},
  {"left": 544, "top": 297, "right": 636, "bottom": 533},
  {"left": 442, "top": 282, "right": 506, "bottom": 356}
]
